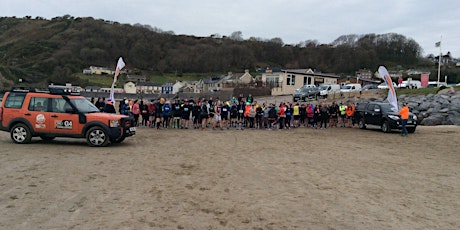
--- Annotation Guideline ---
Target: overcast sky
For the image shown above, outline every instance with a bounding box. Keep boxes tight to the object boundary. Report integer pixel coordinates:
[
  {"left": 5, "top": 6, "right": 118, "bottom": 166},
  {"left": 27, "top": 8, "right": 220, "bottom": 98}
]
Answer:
[{"left": 3, "top": 0, "right": 460, "bottom": 58}]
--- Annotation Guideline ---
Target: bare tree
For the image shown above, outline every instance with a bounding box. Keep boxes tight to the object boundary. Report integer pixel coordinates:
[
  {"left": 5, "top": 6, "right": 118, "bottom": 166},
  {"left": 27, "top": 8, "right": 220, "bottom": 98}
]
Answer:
[{"left": 229, "top": 31, "right": 243, "bottom": 41}]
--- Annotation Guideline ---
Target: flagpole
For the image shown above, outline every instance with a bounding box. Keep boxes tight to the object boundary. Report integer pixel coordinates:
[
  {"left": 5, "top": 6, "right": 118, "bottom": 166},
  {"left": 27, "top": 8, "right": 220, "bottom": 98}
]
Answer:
[{"left": 437, "top": 36, "right": 442, "bottom": 87}]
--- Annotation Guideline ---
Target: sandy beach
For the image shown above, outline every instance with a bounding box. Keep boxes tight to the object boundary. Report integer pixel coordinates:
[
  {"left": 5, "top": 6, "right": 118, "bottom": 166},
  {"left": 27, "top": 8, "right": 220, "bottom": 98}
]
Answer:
[{"left": 0, "top": 125, "right": 459, "bottom": 229}]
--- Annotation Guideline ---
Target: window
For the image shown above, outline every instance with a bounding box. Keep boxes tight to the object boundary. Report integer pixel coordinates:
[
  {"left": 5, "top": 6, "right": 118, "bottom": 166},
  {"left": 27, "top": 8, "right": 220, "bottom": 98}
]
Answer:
[
  {"left": 4, "top": 93, "right": 26, "bottom": 108},
  {"left": 303, "top": 77, "right": 312, "bottom": 85},
  {"left": 286, "top": 74, "right": 295, "bottom": 86},
  {"left": 28, "top": 97, "right": 48, "bottom": 111},
  {"left": 51, "top": 98, "right": 67, "bottom": 113},
  {"left": 266, "top": 76, "right": 280, "bottom": 87}
]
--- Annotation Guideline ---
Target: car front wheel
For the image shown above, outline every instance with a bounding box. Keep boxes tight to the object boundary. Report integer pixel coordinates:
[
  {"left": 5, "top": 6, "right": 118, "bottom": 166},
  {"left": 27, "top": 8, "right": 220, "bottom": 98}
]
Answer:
[
  {"left": 407, "top": 127, "right": 416, "bottom": 133},
  {"left": 11, "top": 123, "right": 32, "bottom": 144},
  {"left": 381, "top": 120, "right": 391, "bottom": 133},
  {"left": 86, "top": 126, "right": 109, "bottom": 147}
]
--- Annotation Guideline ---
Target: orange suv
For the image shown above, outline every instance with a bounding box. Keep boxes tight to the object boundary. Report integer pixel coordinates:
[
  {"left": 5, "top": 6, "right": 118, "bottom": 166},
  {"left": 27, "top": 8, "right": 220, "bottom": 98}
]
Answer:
[{"left": 0, "top": 87, "right": 136, "bottom": 147}]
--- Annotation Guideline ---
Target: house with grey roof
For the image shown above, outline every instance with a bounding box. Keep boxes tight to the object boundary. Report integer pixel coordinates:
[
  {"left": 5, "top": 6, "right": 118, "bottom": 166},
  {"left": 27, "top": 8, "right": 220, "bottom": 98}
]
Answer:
[
  {"left": 136, "top": 82, "right": 162, "bottom": 94},
  {"left": 222, "top": 69, "right": 254, "bottom": 86},
  {"left": 126, "top": 75, "right": 147, "bottom": 83},
  {"left": 258, "top": 68, "right": 340, "bottom": 96}
]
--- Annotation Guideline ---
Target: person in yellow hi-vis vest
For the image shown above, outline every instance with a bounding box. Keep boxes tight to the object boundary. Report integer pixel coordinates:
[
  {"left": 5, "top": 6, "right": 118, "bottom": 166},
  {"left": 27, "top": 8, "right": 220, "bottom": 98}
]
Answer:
[{"left": 339, "top": 102, "right": 347, "bottom": 127}]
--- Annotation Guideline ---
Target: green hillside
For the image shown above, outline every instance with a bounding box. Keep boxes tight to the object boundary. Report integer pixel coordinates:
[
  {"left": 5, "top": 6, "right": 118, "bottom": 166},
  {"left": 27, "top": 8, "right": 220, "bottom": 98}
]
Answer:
[{"left": 0, "top": 15, "right": 458, "bottom": 89}]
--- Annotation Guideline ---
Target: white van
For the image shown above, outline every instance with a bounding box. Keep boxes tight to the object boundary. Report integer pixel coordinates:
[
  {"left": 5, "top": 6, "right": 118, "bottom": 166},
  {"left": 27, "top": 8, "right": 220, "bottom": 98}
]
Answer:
[
  {"left": 426, "top": 81, "right": 447, "bottom": 88},
  {"left": 319, "top": 84, "right": 341, "bottom": 97},
  {"left": 340, "top": 83, "right": 362, "bottom": 93},
  {"left": 400, "top": 80, "right": 421, "bottom": 89}
]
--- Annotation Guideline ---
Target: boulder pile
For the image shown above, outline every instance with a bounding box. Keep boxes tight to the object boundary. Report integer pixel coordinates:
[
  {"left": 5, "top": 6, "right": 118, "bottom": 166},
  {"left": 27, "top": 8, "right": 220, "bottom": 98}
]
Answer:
[
  {"left": 356, "top": 89, "right": 460, "bottom": 126},
  {"left": 400, "top": 91, "right": 460, "bottom": 126}
]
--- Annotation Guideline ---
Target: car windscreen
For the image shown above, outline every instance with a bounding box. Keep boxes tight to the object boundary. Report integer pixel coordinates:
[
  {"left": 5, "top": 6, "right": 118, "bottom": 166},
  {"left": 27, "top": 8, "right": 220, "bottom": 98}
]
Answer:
[
  {"left": 296, "top": 88, "right": 309, "bottom": 92},
  {"left": 69, "top": 98, "right": 100, "bottom": 113},
  {"left": 380, "top": 104, "right": 396, "bottom": 113}
]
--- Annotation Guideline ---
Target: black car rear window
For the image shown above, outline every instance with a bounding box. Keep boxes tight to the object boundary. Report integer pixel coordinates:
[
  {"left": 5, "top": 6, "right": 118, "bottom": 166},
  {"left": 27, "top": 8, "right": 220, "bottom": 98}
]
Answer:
[{"left": 4, "top": 93, "right": 26, "bottom": 108}]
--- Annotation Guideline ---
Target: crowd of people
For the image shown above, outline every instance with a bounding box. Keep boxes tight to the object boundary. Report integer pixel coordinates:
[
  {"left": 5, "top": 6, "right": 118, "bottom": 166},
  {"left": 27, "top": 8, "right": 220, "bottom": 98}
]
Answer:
[{"left": 92, "top": 94, "right": 358, "bottom": 131}]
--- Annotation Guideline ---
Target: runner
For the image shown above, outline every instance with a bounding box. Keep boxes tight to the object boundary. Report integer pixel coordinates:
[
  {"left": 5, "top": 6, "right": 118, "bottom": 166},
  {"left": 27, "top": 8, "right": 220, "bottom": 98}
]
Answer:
[
  {"left": 329, "top": 101, "right": 339, "bottom": 128},
  {"left": 192, "top": 100, "right": 202, "bottom": 129},
  {"left": 180, "top": 100, "right": 192, "bottom": 129},
  {"left": 278, "top": 102, "right": 286, "bottom": 130},
  {"left": 339, "top": 102, "right": 347, "bottom": 127},
  {"left": 345, "top": 102, "right": 355, "bottom": 128},
  {"left": 230, "top": 102, "right": 238, "bottom": 128},
  {"left": 162, "top": 101, "right": 172, "bottom": 128},
  {"left": 148, "top": 99, "right": 156, "bottom": 128},
  {"left": 213, "top": 100, "right": 222, "bottom": 130},
  {"left": 221, "top": 101, "right": 231, "bottom": 129},
  {"left": 172, "top": 99, "right": 182, "bottom": 128},
  {"left": 236, "top": 101, "right": 245, "bottom": 130},
  {"left": 200, "top": 100, "right": 209, "bottom": 130},
  {"left": 292, "top": 102, "right": 300, "bottom": 128}
]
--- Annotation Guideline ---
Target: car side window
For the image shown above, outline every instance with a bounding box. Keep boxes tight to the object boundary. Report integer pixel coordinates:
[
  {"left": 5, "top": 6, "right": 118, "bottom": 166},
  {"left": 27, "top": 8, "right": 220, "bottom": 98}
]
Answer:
[
  {"left": 4, "top": 93, "right": 26, "bottom": 108},
  {"left": 365, "top": 104, "right": 373, "bottom": 110},
  {"left": 28, "top": 97, "right": 48, "bottom": 111},
  {"left": 51, "top": 98, "right": 67, "bottom": 113}
]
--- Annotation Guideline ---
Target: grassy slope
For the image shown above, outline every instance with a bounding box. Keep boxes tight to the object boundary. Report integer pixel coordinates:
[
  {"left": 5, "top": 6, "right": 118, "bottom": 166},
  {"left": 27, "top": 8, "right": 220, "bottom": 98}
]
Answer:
[{"left": 74, "top": 73, "right": 206, "bottom": 87}]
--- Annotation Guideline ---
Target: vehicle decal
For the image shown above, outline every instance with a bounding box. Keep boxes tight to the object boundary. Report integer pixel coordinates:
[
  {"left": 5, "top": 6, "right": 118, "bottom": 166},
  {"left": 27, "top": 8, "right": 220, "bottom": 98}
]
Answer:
[
  {"left": 55, "top": 120, "right": 73, "bottom": 129},
  {"left": 35, "top": 114, "right": 46, "bottom": 129}
]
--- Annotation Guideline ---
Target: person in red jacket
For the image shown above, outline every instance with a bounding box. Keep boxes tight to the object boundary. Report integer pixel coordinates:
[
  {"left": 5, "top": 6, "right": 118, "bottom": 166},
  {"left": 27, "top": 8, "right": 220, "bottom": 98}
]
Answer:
[
  {"left": 398, "top": 102, "right": 409, "bottom": 136},
  {"left": 277, "top": 102, "right": 286, "bottom": 129},
  {"left": 132, "top": 99, "right": 140, "bottom": 127}
]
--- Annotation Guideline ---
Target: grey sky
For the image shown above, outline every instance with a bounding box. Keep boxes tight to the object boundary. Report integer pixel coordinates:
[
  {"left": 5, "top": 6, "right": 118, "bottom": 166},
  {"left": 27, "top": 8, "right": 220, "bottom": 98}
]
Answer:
[{"left": 3, "top": 0, "right": 459, "bottom": 58}]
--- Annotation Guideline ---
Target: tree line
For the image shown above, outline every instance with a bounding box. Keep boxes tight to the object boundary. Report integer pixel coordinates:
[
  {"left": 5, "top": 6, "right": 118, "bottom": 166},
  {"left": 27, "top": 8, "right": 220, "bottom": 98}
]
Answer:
[{"left": 0, "top": 15, "right": 456, "bottom": 88}]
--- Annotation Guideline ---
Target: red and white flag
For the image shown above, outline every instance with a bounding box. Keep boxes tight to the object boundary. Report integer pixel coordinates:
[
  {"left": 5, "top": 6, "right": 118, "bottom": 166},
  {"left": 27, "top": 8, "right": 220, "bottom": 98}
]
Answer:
[
  {"left": 110, "top": 57, "right": 125, "bottom": 102},
  {"left": 378, "top": 66, "right": 398, "bottom": 112}
]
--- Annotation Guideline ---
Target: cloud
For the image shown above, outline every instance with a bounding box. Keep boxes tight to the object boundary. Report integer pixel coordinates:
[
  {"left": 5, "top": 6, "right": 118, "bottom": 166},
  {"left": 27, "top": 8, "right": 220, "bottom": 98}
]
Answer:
[{"left": 2, "top": 0, "right": 460, "bottom": 56}]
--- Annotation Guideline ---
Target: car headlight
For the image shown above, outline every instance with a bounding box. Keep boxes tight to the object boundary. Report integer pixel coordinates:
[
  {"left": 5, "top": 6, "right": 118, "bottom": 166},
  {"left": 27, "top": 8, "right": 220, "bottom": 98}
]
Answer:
[
  {"left": 412, "top": 115, "right": 417, "bottom": 120},
  {"left": 388, "top": 115, "right": 400, "bottom": 120},
  {"left": 109, "top": 120, "right": 120, "bottom": 127}
]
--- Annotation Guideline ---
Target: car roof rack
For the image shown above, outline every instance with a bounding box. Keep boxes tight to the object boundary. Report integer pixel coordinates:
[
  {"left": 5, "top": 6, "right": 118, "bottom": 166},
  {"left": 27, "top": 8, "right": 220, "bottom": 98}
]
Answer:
[
  {"left": 10, "top": 86, "right": 37, "bottom": 92},
  {"left": 48, "top": 86, "right": 80, "bottom": 95},
  {"left": 9, "top": 86, "right": 80, "bottom": 95}
]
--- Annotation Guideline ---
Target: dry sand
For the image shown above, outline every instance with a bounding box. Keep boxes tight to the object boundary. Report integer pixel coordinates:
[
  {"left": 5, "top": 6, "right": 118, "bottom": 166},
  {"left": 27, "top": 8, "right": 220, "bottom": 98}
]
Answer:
[{"left": 0, "top": 125, "right": 459, "bottom": 229}]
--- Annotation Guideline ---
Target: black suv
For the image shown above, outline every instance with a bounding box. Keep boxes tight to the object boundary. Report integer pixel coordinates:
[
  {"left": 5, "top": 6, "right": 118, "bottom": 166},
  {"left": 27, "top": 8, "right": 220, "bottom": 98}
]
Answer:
[
  {"left": 354, "top": 102, "right": 417, "bottom": 133},
  {"left": 293, "top": 87, "right": 319, "bottom": 102}
]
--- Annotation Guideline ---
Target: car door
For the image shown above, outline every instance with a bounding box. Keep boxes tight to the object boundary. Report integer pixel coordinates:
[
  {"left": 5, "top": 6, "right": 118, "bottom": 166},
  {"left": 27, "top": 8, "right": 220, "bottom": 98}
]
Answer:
[
  {"left": 366, "top": 104, "right": 382, "bottom": 125},
  {"left": 26, "top": 96, "right": 50, "bottom": 133},
  {"left": 47, "top": 98, "right": 81, "bottom": 135}
]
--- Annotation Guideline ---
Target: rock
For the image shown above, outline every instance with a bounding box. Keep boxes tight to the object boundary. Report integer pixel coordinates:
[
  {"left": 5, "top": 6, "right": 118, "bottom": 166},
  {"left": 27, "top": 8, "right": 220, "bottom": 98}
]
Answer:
[
  {"left": 418, "top": 101, "right": 432, "bottom": 111},
  {"left": 431, "top": 103, "right": 442, "bottom": 113},
  {"left": 408, "top": 103, "right": 418, "bottom": 110},
  {"left": 420, "top": 114, "right": 445, "bottom": 126},
  {"left": 425, "top": 94, "right": 435, "bottom": 100},
  {"left": 447, "top": 111, "right": 460, "bottom": 125},
  {"left": 451, "top": 98, "right": 460, "bottom": 107},
  {"left": 440, "top": 94, "right": 450, "bottom": 99},
  {"left": 434, "top": 95, "right": 450, "bottom": 105},
  {"left": 439, "top": 108, "right": 449, "bottom": 113},
  {"left": 443, "top": 120, "right": 454, "bottom": 125},
  {"left": 348, "top": 92, "right": 459, "bottom": 126},
  {"left": 406, "top": 96, "right": 422, "bottom": 104}
]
